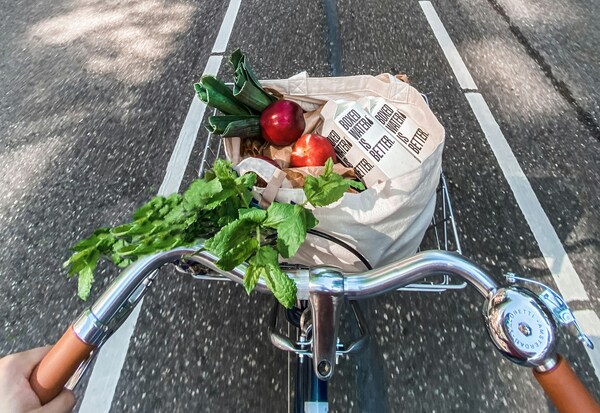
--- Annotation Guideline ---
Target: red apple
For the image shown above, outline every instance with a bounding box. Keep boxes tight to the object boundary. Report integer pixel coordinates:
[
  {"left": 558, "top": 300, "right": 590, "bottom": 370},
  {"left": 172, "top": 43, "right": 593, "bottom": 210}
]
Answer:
[
  {"left": 260, "top": 100, "right": 305, "bottom": 146},
  {"left": 290, "top": 134, "right": 337, "bottom": 167}
]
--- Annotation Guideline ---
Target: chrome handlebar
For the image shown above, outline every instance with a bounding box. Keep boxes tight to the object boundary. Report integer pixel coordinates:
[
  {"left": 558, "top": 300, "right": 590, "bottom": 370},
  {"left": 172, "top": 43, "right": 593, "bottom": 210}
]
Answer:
[{"left": 70, "top": 244, "right": 592, "bottom": 382}]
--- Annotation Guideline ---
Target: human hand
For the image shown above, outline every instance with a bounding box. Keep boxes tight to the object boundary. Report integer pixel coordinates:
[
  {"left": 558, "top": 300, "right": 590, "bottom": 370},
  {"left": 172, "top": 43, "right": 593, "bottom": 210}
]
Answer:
[{"left": 0, "top": 347, "right": 76, "bottom": 413}]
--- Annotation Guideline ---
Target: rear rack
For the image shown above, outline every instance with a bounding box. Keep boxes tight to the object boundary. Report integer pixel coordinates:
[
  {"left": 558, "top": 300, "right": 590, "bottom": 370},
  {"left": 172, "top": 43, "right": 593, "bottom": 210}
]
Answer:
[{"left": 195, "top": 107, "right": 466, "bottom": 293}]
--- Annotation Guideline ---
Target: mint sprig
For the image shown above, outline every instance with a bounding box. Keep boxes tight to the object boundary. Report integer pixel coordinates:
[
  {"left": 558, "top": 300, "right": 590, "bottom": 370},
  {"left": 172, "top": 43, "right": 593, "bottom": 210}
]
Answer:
[
  {"left": 304, "top": 158, "right": 366, "bottom": 207},
  {"left": 65, "top": 158, "right": 363, "bottom": 308}
]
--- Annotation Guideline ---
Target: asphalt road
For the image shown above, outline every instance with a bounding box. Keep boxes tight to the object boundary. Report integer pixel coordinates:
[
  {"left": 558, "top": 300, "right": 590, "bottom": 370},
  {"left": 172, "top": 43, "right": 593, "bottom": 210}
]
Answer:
[{"left": 0, "top": 0, "right": 599, "bottom": 412}]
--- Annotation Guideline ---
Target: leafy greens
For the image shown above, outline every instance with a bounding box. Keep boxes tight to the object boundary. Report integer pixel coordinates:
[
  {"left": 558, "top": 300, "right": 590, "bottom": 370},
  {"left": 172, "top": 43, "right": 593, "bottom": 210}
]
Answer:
[{"left": 64, "top": 158, "right": 361, "bottom": 308}]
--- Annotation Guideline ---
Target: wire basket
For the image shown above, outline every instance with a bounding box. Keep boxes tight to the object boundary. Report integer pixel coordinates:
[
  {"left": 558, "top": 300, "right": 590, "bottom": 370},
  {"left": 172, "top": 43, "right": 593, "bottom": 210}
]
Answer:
[{"left": 195, "top": 107, "right": 466, "bottom": 292}]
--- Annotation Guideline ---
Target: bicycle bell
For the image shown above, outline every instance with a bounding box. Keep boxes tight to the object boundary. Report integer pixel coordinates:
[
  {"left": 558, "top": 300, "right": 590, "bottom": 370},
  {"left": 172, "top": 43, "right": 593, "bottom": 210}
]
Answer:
[{"left": 484, "top": 286, "right": 558, "bottom": 369}]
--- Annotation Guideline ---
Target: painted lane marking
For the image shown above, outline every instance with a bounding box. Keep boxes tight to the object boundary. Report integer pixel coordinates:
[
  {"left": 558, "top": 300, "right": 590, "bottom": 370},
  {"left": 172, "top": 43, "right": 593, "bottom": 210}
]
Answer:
[
  {"left": 574, "top": 310, "right": 600, "bottom": 377},
  {"left": 419, "top": 2, "right": 478, "bottom": 90},
  {"left": 212, "top": 0, "right": 242, "bottom": 54},
  {"left": 419, "top": 0, "right": 600, "bottom": 378},
  {"left": 79, "top": 57, "right": 222, "bottom": 413},
  {"left": 158, "top": 55, "right": 223, "bottom": 196},
  {"left": 464, "top": 92, "right": 588, "bottom": 302},
  {"left": 79, "top": 0, "right": 243, "bottom": 410},
  {"left": 419, "top": 0, "right": 589, "bottom": 303}
]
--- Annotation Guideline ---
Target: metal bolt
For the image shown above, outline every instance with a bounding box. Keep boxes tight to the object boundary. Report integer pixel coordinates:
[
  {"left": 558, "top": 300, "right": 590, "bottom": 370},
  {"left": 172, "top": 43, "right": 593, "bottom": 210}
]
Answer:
[{"left": 317, "top": 360, "right": 331, "bottom": 377}]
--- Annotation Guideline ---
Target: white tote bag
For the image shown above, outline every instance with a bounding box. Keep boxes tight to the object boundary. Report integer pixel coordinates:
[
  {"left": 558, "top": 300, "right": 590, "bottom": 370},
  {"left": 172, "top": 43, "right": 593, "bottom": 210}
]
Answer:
[{"left": 224, "top": 72, "right": 445, "bottom": 272}]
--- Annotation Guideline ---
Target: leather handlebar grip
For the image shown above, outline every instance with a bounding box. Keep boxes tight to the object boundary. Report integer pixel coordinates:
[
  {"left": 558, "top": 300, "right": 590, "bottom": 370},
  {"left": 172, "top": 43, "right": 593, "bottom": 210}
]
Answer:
[
  {"left": 533, "top": 355, "right": 600, "bottom": 413},
  {"left": 30, "top": 326, "right": 95, "bottom": 405}
]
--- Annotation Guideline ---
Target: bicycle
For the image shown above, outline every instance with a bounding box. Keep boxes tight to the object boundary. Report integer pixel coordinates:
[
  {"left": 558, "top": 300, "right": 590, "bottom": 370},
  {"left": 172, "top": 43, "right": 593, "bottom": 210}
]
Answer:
[
  {"left": 27, "top": 200, "right": 600, "bottom": 412},
  {"left": 26, "top": 99, "right": 600, "bottom": 412}
]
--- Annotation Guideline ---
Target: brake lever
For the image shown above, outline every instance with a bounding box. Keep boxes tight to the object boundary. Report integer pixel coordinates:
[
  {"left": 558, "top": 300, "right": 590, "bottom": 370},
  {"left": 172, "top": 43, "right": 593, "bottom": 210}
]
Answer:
[{"left": 505, "top": 273, "right": 593, "bottom": 350}]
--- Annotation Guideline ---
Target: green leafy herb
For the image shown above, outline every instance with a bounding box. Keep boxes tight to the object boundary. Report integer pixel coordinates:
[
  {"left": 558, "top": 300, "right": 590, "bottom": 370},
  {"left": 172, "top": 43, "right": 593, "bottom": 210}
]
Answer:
[
  {"left": 245, "top": 246, "right": 296, "bottom": 308},
  {"left": 263, "top": 203, "right": 317, "bottom": 258},
  {"left": 65, "top": 159, "right": 252, "bottom": 300},
  {"left": 304, "top": 158, "right": 366, "bottom": 207},
  {"left": 65, "top": 158, "right": 362, "bottom": 308}
]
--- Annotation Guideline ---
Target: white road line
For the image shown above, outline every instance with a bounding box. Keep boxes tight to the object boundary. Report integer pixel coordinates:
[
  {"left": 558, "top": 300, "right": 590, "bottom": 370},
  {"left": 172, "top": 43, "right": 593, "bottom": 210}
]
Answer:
[
  {"left": 212, "top": 0, "right": 242, "bottom": 54},
  {"left": 464, "top": 92, "right": 588, "bottom": 302},
  {"left": 419, "top": 1, "right": 589, "bottom": 302},
  {"left": 574, "top": 310, "right": 600, "bottom": 377},
  {"left": 419, "top": 0, "right": 600, "bottom": 379},
  {"left": 158, "top": 55, "right": 223, "bottom": 196},
  {"left": 419, "top": 1, "right": 478, "bottom": 90},
  {"left": 79, "top": 0, "right": 243, "bottom": 409},
  {"left": 79, "top": 56, "right": 221, "bottom": 413},
  {"left": 78, "top": 305, "right": 143, "bottom": 413}
]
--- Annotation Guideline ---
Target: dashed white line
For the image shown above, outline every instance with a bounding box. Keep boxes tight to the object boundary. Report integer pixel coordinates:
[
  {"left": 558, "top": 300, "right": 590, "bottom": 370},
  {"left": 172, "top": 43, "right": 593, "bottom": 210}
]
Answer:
[
  {"left": 574, "top": 310, "right": 600, "bottom": 377},
  {"left": 79, "top": 58, "right": 223, "bottom": 413},
  {"left": 78, "top": 0, "right": 242, "bottom": 410},
  {"left": 464, "top": 91, "right": 588, "bottom": 301},
  {"left": 419, "top": 0, "right": 600, "bottom": 376},
  {"left": 212, "top": 0, "right": 243, "bottom": 54},
  {"left": 419, "top": 1, "right": 478, "bottom": 90},
  {"left": 158, "top": 55, "right": 223, "bottom": 196}
]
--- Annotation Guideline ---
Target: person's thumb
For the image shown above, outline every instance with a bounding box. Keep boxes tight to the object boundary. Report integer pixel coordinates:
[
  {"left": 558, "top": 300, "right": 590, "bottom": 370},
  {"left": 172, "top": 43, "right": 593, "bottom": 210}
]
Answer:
[{"left": 32, "top": 389, "right": 76, "bottom": 413}]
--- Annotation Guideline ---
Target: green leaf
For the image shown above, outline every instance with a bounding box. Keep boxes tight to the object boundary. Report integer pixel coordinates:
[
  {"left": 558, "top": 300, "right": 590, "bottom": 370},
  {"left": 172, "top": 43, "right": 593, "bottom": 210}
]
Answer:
[
  {"left": 66, "top": 254, "right": 90, "bottom": 277},
  {"left": 247, "top": 246, "right": 296, "bottom": 308},
  {"left": 111, "top": 240, "right": 127, "bottom": 265},
  {"left": 117, "top": 258, "right": 132, "bottom": 269},
  {"left": 63, "top": 247, "right": 93, "bottom": 269},
  {"left": 216, "top": 237, "right": 259, "bottom": 270},
  {"left": 243, "top": 245, "right": 277, "bottom": 294},
  {"left": 235, "top": 172, "right": 257, "bottom": 190},
  {"left": 133, "top": 197, "right": 166, "bottom": 220},
  {"left": 243, "top": 263, "right": 261, "bottom": 295},
  {"left": 96, "top": 232, "right": 117, "bottom": 250},
  {"left": 238, "top": 208, "right": 267, "bottom": 223},
  {"left": 162, "top": 207, "right": 187, "bottom": 225},
  {"left": 262, "top": 202, "right": 291, "bottom": 227},
  {"left": 115, "top": 244, "right": 138, "bottom": 257},
  {"left": 349, "top": 180, "right": 366, "bottom": 191},
  {"left": 303, "top": 209, "right": 319, "bottom": 231},
  {"left": 111, "top": 223, "right": 134, "bottom": 237},
  {"left": 76, "top": 250, "right": 100, "bottom": 300},
  {"left": 65, "top": 160, "right": 263, "bottom": 299},
  {"left": 71, "top": 236, "right": 101, "bottom": 252},
  {"left": 126, "top": 222, "right": 161, "bottom": 236},
  {"left": 303, "top": 158, "right": 353, "bottom": 207},
  {"left": 212, "top": 159, "right": 238, "bottom": 181},
  {"left": 266, "top": 265, "right": 297, "bottom": 309},
  {"left": 264, "top": 203, "right": 308, "bottom": 258},
  {"left": 166, "top": 193, "right": 183, "bottom": 206},
  {"left": 183, "top": 179, "right": 223, "bottom": 211},
  {"left": 204, "top": 218, "right": 258, "bottom": 259},
  {"left": 151, "top": 236, "right": 182, "bottom": 251}
]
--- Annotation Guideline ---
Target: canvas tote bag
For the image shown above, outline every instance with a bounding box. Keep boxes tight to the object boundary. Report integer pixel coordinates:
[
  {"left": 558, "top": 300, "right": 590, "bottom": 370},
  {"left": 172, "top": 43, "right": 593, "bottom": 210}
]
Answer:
[{"left": 223, "top": 72, "right": 445, "bottom": 272}]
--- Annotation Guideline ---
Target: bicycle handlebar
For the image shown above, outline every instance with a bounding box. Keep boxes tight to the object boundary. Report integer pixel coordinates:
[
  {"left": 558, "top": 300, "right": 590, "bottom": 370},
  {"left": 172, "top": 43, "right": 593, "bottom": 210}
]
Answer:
[
  {"left": 29, "top": 246, "right": 600, "bottom": 411},
  {"left": 534, "top": 355, "right": 600, "bottom": 413}
]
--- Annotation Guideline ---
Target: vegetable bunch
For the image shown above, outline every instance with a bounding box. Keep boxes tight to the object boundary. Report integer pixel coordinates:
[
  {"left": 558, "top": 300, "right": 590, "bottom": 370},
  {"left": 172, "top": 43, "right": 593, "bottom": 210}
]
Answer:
[
  {"left": 65, "top": 159, "right": 360, "bottom": 308},
  {"left": 195, "top": 49, "right": 275, "bottom": 138}
]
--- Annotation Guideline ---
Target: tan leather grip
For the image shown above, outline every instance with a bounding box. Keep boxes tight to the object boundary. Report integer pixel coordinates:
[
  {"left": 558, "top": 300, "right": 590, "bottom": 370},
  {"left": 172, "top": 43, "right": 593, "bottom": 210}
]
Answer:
[
  {"left": 534, "top": 355, "right": 600, "bottom": 413},
  {"left": 30, "top": 326, "right": 95, "bottom": 405}
]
